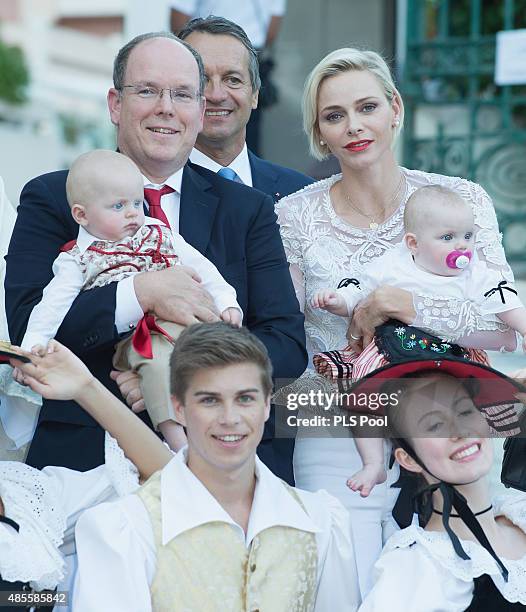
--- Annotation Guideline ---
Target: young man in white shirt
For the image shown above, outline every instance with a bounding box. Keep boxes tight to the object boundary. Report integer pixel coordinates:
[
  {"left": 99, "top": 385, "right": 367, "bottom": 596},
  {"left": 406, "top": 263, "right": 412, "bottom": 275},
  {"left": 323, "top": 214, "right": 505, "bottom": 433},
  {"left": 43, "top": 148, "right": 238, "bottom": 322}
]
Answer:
[{"left": 73, "top": 323, "right": 360, "bottom": 611}]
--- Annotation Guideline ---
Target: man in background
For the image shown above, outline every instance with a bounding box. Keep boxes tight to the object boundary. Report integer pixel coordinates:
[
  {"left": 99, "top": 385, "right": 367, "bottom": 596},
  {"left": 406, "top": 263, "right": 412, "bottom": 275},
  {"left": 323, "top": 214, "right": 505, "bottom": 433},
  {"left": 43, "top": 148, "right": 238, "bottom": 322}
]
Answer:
[
  {"left": 178, "top": 15, "right": 312, "bottom": 202},
  {"left": 171, "top": 1, "right": 287, "bottom": 155}
]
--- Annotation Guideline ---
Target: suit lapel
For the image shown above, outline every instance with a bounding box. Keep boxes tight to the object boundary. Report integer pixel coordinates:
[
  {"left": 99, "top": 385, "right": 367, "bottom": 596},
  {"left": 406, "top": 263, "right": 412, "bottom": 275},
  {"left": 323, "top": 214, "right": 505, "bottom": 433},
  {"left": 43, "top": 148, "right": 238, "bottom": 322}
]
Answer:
[
  {"left": 249, "top": 150, "right": 279, "bottom": 201},
  {"left": 179, "top": 163, "right": 219, "bottom": 254}
]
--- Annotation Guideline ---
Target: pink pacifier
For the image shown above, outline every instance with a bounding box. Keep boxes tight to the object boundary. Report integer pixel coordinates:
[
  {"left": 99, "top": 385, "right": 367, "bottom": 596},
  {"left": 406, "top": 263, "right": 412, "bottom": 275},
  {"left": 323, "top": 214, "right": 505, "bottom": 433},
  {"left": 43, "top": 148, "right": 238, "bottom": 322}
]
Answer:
[{"left": 446, "top": 250, "right": 472, "bottom": 269}]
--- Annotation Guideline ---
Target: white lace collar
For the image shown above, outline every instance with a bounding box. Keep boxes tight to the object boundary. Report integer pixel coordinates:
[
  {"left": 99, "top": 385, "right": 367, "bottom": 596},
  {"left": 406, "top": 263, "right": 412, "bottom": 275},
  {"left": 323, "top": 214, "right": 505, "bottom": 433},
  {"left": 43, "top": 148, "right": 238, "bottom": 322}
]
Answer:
[
  {"left": 0, "top": 462, "right": 66, "bottom": 590},
  {"left": 385, "top": 493, "right": 526, "bottom": 604}
]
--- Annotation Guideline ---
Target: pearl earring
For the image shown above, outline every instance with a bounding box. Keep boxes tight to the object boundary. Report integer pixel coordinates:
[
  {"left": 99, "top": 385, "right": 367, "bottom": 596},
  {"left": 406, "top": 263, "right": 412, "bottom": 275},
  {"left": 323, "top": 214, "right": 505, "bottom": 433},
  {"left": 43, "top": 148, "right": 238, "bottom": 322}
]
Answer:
[
  {"left": 320, "top": 140, "right": 325, "bottom": 146},
  {"left": 393, "top": 118, "right": 400, "bottom": 127}
]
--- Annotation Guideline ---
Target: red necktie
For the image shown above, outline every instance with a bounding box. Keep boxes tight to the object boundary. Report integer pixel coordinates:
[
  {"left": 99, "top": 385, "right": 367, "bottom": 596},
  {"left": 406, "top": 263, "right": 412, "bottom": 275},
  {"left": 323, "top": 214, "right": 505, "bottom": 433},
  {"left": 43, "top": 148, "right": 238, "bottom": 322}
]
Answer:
[{"left": 144, "top": 185, "right": 175, "bottom": 228}]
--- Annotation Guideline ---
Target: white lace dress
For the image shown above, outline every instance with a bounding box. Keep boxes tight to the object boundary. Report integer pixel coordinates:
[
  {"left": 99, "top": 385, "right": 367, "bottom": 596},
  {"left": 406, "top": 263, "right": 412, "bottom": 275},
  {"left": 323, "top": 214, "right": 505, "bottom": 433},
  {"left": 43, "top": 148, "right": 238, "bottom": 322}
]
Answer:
[
  {"left": 275, "top": 167, "right": 517, "bottom": 598},
  {"left": 360, "top": 494, "right": 526, "bottom": 611},
  {"left": 0, "top": 433, "right": 139, "bottom": 611}
]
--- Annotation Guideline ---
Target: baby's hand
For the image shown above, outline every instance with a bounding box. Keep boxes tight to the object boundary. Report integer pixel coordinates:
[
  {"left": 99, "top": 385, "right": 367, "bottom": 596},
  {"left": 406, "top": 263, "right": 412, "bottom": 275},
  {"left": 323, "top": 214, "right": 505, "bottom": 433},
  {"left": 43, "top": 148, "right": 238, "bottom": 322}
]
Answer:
[
  {"left": 311, "top": 290, "right": 347, "bottom": 316},
  {"left": 221, "top": 307, "right": 242, "bottom": 327},
  {"left": 30, "top": 343, "right": 51, "bottom": 358}
]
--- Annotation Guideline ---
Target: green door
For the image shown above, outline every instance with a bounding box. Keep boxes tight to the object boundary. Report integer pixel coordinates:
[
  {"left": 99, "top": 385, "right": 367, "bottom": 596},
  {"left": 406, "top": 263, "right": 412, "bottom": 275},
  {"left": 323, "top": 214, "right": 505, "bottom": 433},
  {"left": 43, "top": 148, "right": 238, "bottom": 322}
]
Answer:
[{"left": 402, "top": 0, "right": 526, "bottom": 266}]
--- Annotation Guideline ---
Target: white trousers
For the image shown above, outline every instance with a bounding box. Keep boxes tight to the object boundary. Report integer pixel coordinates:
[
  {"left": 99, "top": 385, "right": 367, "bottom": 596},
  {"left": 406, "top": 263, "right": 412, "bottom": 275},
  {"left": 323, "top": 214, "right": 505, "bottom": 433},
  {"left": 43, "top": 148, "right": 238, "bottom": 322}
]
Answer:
[{"left": 293, "top": 435, "right": 400, "bottom": 598}]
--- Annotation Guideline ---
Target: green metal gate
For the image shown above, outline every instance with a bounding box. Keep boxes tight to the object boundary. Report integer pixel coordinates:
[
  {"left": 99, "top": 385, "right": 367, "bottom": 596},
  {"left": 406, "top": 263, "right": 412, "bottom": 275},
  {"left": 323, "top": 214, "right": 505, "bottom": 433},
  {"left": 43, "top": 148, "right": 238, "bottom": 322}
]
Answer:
[{"left": 401, "top": 0, "right": 526, "bottom": 266}]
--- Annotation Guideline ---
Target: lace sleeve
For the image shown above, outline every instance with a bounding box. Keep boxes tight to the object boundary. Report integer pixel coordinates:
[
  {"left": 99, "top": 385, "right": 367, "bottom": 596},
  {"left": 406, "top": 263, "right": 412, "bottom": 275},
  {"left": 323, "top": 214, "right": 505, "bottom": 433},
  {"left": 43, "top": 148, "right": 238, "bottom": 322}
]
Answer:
[
  {"left": 276, "top": 197, "right": 306, "bottom": 312},
  {"left": 412, "top": 180, "right": 517, "bottom": 346},
  {"left": 103, "top": 432, "right": 140, "bottom": 497}
]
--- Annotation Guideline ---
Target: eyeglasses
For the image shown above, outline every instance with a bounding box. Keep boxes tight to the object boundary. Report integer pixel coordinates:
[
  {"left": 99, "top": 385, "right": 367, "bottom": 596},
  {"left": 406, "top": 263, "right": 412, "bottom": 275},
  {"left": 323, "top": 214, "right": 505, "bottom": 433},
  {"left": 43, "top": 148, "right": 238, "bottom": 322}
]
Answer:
[{"left": 120, "top": 85, "right": 202, "bottom": 105}]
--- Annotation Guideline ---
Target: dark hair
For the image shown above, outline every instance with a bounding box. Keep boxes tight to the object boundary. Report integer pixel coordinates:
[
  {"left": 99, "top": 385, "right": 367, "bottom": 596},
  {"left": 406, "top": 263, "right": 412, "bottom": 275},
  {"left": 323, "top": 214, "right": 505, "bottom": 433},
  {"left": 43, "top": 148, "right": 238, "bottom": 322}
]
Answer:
[
  {"left": 178, "top": 16, "right": 261, "bottom": 91},
  {"left": 383, "top": 371, "right": 480, "bottom": 442},
  {"left": 384, "top": 371, "right": 481, "bottom": 525},
  {"left": 113, "top": 31, "right": 206, "bottom": 95},
  {"left": 169, "top": 323, "right": 273, "bottom": 400}
]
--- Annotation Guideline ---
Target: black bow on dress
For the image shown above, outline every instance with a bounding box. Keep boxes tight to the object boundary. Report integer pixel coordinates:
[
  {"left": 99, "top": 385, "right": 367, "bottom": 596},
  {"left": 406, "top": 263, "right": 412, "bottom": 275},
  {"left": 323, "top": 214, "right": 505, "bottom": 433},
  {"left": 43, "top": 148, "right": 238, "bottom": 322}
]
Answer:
[{"left": 484, "top": 280, "right": 517, "bottom": 305}]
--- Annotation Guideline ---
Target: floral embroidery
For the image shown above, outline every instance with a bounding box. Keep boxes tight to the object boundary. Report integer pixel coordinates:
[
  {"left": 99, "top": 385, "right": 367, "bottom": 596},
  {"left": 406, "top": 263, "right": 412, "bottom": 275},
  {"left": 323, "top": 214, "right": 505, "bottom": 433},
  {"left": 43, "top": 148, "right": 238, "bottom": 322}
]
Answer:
[
  {"left": 393, "top": 326, "right": 451, "bottom": 354},
  {"left": 71, "top": 224, "right": 177, "bottom": 290}
]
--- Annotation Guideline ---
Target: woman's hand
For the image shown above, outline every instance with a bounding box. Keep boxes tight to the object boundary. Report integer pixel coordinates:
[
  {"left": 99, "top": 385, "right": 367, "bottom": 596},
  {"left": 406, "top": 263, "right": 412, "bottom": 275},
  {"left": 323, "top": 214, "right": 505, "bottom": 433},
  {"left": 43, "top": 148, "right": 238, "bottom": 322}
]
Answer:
[
  {"left": 9, "top": 340, "right": 95, "bottom": 401},
  {"left": 347, "top": 286, "right": 416, "bottom": 353}
]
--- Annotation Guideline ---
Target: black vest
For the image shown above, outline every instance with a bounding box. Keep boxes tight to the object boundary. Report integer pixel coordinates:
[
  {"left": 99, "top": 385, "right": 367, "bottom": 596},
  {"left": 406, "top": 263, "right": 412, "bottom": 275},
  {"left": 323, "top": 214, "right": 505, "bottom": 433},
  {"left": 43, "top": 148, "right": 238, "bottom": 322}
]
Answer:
[
  {"left": 465, "top": 574, "right": 526, "bottom": 611},
  {"left": 0, "top": 515, "right": 31, "bottom": 611}
]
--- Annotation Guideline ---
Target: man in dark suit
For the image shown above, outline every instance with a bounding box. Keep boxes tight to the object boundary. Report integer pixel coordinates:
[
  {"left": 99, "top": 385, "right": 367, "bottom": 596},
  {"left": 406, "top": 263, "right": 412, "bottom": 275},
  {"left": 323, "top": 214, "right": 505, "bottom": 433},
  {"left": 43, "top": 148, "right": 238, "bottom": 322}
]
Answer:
[
  {"left": 178, "top": 16, "right": 313, "bottom": 202},
  {"left": 5, "top": 32, "right": 306, "bottom": 483}
]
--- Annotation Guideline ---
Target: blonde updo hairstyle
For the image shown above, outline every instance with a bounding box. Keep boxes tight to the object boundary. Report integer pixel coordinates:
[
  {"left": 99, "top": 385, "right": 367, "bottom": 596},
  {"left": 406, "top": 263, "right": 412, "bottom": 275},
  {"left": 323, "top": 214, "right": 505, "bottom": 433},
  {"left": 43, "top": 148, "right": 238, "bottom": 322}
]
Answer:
[{"left": 302, "top": 47, "right": 405, "bottom": 160}]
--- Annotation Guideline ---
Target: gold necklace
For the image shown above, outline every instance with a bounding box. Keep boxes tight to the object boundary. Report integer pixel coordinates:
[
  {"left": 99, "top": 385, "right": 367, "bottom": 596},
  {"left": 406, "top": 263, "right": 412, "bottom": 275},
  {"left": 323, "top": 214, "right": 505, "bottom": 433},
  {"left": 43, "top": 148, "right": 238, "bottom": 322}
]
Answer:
[{"left": 343, "top": 173, "right": 406, "bottom": 230}]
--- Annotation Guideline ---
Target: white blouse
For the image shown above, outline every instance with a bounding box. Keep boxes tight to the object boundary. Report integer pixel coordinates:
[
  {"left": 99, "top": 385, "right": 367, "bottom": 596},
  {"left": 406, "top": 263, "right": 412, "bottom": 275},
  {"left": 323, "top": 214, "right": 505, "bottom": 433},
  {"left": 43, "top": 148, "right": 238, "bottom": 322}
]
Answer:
[
  {"left": 276, "top": 167, "right": 516, "bottom": 361},
  {"left": 359, "top": 494, "right": 526, "bottom": 611},
  {"left": 73, "top": 450, "right": 361, "bottom": 612}
]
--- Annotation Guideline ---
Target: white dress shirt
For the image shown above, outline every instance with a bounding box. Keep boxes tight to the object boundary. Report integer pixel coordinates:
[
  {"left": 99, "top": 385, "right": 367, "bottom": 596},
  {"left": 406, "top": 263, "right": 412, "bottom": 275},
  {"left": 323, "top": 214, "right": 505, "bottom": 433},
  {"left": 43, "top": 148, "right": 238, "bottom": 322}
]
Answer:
[
  {"left": 190, "top": 144, "right": 253, "bottom": 186},
  {"left": 73, "top": 450, "right": 361, "bottom": 611},
  {"left": 143, "top": 169, "right": 183, "bottom": 232},
  {"left": 22, "top": 217, "right": 240, "bottom": 350},
  {"left": 170, "top": 0, "right": 286, "bottom": 48},
  {"left": 116, "top": 170, "right": 183, "bottom": 332}
]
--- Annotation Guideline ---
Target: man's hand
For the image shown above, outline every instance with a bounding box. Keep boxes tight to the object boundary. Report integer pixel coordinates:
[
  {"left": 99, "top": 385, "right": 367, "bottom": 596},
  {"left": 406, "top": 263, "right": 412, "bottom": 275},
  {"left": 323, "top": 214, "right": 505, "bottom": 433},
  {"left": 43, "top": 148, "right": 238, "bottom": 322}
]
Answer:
[
  {"left": 347, "top": 286, "right": 415, "bottom": 353},
  {"left": 110, "top": 369, "right": 144, "bottom": 413},
  {"left": 10, "top": 340, "right": 95, "bottom": 401},
  {"left": 134, "top": 266, "right": 220, "bottom": 325}
]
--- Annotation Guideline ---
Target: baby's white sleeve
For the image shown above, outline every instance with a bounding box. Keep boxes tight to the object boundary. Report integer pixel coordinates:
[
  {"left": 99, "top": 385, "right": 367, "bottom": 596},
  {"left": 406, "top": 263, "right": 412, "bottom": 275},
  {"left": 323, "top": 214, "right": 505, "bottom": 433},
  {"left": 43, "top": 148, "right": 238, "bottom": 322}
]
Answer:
[
  {"left": 171, "top": 232, "right": 242, "bottom": 316},
  {"left": 21, "top": 252, "right": 84, "bottom": 350},
  {"left": 336, "top": 257, "right": 384, "bottom": 316}
]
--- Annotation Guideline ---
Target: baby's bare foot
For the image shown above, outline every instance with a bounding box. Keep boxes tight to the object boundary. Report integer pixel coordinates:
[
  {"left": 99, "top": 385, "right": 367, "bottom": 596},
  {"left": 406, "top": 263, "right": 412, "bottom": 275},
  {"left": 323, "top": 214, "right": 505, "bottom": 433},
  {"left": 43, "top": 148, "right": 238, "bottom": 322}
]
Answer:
[{"left": 346, "top": 463, "right": 387, "bottom": 497}]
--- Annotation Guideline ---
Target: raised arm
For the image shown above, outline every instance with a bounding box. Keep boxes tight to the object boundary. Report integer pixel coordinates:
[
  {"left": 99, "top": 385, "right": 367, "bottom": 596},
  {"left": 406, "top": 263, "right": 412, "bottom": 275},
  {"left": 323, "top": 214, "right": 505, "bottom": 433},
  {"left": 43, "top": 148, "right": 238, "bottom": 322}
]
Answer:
[{"left": 10, "top": 341, "right": 172, "bottom": 478}]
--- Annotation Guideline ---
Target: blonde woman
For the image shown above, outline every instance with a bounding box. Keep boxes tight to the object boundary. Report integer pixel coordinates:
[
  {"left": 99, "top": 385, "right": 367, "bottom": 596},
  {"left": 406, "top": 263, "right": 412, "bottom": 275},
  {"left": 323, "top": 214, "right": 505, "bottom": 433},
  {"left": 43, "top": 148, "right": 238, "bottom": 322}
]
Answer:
[{"left": 275, "top": 48, "right": 517, "bottom": 597}]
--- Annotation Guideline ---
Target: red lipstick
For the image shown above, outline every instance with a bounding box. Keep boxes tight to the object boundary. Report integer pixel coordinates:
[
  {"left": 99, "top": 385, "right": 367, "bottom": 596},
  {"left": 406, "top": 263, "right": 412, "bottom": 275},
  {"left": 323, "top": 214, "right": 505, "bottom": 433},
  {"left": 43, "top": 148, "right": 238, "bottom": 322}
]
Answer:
[{"left": 345, "top": 140, "right": 373, "bottom": 152}]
